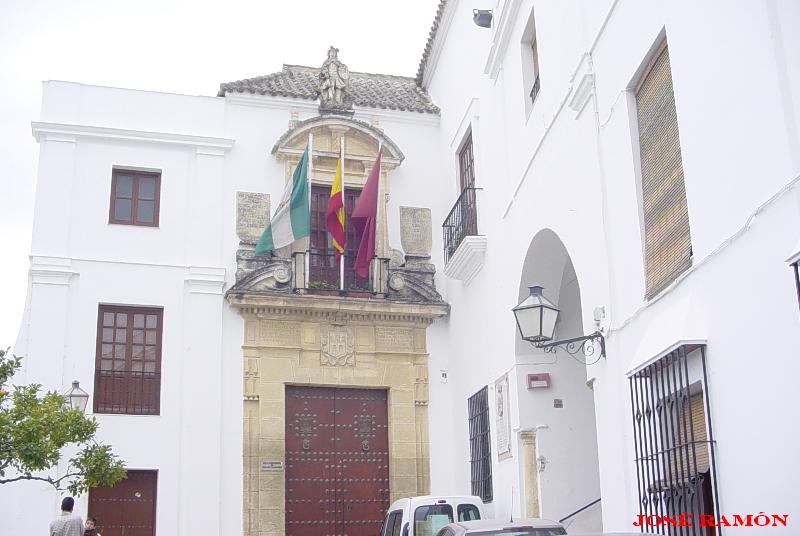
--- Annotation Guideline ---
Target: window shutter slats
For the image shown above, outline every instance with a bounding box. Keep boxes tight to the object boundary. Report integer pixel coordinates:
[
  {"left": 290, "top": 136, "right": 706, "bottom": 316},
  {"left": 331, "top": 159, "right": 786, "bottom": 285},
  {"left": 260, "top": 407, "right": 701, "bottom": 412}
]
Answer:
[{"left": 636, "top": 45, "right": 692, "bottom": 299}]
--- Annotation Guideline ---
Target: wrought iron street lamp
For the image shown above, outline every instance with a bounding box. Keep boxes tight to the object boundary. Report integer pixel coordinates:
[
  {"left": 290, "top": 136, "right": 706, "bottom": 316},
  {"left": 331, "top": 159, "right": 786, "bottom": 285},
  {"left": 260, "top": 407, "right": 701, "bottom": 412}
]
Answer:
[
  {"left": 64, "top": 380, "right": 90, "bottom": 413},
  {"left": 513, "top": 284, "right": 606, "bottom": 359}
]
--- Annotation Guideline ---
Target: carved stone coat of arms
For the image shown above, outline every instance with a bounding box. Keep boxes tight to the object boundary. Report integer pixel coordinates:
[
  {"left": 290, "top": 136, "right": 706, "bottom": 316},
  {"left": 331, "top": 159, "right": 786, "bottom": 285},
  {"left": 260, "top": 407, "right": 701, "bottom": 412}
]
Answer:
[{"left": 321, "top": 325, "right": 355, "bottom": 366}]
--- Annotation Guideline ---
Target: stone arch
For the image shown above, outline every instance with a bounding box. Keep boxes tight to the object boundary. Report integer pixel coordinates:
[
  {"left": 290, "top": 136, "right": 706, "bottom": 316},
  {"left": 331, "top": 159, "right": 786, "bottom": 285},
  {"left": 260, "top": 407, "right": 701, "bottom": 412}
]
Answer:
[
  {"left": 515, "top": 228, "right": 584, "bottom": 359},
  {"left": 271, "top": 115, "right": 404, "bottom": 166},
  {"left": 512, "top": 228, "right": 601, "bottom": 529}
]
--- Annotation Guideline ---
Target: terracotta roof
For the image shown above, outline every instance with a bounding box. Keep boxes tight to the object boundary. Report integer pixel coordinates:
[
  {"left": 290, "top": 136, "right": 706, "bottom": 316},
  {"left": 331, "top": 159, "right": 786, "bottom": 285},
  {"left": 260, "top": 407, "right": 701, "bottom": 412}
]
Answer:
[
  {"left": 218, "top": 65, "right": 440, "bottom": 115},
  {"left": 415, "top": 0, "right": 448, "bottom": 85}
]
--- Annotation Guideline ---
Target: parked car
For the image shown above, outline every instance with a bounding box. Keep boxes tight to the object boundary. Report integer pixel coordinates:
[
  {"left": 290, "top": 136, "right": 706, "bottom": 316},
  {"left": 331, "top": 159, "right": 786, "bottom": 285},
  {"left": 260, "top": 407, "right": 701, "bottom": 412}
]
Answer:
[
  {"left": 381, "top": 495, "right": 486, "bottom": 536},
  {"left": 434, "top": 518, "right": 567, "bottom": 536}
]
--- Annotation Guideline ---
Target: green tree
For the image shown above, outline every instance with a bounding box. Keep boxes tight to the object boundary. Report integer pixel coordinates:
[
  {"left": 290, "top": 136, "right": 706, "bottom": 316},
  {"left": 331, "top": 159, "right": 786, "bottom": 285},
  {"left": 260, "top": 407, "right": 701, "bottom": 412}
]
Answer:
[{"left": 0, "top": 348, "right": 126, "bottom": 495}]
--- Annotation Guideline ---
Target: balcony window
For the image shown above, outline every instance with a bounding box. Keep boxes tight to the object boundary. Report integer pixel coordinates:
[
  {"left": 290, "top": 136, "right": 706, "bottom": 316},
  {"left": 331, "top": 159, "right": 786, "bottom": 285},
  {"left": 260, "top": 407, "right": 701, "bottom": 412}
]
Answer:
[
  {"left": 308, "top": 184, "right": 371, "bottom": 293},
  {"left": 94, "top": 305, "right": 162, "bottom": 415},
  {"left": 443, "top": 134, "right": 479, "bottom": 263}
]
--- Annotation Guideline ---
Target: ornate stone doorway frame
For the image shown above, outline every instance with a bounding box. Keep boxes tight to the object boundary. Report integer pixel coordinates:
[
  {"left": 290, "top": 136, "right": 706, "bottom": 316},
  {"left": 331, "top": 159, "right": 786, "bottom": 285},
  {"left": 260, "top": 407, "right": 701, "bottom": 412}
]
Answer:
[{"left": 230, "top": 294, "right": 447, "bottom": 536}]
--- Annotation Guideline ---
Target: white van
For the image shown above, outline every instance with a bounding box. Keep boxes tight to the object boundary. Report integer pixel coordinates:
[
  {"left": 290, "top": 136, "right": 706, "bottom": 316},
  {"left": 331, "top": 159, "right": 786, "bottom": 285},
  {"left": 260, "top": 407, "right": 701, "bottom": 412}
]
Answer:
[{"left": 381, "top": 496, "right": 485, "bottom": 536}]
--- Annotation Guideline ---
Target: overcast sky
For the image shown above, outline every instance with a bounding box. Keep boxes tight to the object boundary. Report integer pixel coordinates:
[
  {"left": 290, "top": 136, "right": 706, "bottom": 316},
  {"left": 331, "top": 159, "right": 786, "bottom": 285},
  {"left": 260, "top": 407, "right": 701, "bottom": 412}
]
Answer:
[{"left": 0, "top": 0, "right": 440, "bottom": 348}]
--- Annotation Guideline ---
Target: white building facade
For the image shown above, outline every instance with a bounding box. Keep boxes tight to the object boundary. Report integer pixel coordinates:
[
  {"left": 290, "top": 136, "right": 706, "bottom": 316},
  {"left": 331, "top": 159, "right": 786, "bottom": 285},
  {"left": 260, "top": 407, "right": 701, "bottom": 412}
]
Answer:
[
  {"left": 421, "top": 0, "right": 800, "bottom": 533},
  {"left": 5, "top": 1, "right": 800, "bottom": 535}
]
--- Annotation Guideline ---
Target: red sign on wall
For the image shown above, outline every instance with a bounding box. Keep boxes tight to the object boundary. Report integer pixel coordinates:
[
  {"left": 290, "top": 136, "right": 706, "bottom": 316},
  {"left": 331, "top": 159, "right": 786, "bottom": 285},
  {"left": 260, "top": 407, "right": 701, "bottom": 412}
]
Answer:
[{"left": 527, "top": 373, "right": 551, "bottom": 389}]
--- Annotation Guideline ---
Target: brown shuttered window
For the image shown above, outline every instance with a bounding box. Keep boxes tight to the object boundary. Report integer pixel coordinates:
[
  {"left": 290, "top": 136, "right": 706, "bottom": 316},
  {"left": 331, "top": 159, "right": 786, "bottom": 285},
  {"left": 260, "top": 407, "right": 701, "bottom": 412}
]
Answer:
[
  {"left": 94, "top": 305, "right": 163, "bottom": 415},
  {"left": 468, "top": 386, "right": 493, "bottom": 503},
  {"left": 636, "top": 44, "right": 692, "bottom": 299}
]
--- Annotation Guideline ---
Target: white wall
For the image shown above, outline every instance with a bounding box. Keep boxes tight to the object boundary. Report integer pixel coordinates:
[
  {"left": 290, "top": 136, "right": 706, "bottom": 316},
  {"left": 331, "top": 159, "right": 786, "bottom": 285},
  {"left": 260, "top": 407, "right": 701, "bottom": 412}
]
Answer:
[
  {"left": 5, "top": 76, "right": 448, "bottom": 535},
  {"left": 424, "top": 0, "right": 800, "bottom": 532}
]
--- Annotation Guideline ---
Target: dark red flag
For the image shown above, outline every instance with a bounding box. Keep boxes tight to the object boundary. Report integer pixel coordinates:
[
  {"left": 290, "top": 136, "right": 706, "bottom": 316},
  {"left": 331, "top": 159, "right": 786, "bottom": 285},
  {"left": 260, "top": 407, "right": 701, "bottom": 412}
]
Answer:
[{"left": 351, "top": 150, "right": 382, "bottom": 278}]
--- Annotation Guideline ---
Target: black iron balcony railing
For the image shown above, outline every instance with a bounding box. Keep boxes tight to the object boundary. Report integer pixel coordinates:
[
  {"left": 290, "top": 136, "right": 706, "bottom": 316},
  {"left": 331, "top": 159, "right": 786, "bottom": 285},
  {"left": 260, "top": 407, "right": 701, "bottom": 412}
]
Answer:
[
  {"left": 443, "top": 186, "right": 480, "bottom": 264},
  {"left": 530, "top": 74, "right": 541, "bottom": 104},
  {"left": 292, "top": 250, "right": 389, "bottom": 297}
]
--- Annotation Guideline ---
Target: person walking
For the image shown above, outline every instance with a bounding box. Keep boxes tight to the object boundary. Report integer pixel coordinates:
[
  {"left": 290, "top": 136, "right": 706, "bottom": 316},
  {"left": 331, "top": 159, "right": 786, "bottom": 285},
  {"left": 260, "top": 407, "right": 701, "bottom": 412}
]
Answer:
[{"left": 49, "top": 497, "right": 84, "bottom": 536}]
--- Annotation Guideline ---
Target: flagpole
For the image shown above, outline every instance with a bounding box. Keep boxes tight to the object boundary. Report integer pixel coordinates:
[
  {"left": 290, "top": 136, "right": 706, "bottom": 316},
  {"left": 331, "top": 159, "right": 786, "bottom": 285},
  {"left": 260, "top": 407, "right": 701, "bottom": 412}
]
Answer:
[
  {"left": 306, "top": 133, "right": 313, "bottom": 290},
  {"left": 374, "top": 140, "right": 382, "bottom": 293},
  {"left": 339, "top": 134, "right": 346, "bottom": 291}
]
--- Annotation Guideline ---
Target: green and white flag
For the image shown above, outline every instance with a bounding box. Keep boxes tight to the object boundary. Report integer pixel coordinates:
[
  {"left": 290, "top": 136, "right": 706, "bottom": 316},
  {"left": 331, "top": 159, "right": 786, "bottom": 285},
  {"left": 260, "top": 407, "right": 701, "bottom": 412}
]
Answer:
[{"left": 255, "top": 146, "right": 310, "bottom": 254}]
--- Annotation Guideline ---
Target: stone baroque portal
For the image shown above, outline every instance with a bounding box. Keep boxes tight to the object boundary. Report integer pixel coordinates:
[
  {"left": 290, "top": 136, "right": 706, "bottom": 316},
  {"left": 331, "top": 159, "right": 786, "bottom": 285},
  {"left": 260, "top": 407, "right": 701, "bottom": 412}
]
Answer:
[
  {"left": 231, "top": 298, "right": 446, "bottom": 536},
  {"left": 229, "top": 113, "right": 447, "bottom": 536}
]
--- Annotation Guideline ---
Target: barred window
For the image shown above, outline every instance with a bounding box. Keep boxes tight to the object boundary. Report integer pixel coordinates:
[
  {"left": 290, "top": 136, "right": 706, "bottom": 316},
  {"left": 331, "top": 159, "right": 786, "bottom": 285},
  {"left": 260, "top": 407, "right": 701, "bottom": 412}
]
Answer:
[
  {"left": 629, "top": 345, "right": 720, "bottom": 535},
  {"left": 468, "top": 386, "right": 492, "bottom": 502},
  {"left": 94, "top": 305, "right": 163, "bottom": 415},
  {"left": 635, "top": 44, "right": 692, "bottom": 299}
]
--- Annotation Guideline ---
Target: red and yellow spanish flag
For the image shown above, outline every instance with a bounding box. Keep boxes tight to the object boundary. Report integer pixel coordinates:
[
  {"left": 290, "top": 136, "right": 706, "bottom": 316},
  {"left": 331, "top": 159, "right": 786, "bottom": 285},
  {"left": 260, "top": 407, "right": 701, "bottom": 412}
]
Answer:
[{"left": 326, "top": 158, "right": 346, "bottom": 261}]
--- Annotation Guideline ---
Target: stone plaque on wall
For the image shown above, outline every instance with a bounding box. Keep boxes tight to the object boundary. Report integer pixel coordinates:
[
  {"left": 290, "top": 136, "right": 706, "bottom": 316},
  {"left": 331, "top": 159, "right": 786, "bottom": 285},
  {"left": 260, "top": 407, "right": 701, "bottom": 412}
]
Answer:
[
  {"left": 375, "top": 326, "right": 414, "bottom": 352},
  {"left": 399, "top": 207, "right": 432, "bottom": 257},
  {"left": 259, "top": 320, "right": 301, "bottom": 347},
  {"left": 237, "top": 192, "right": 270, "bottom": 244}
]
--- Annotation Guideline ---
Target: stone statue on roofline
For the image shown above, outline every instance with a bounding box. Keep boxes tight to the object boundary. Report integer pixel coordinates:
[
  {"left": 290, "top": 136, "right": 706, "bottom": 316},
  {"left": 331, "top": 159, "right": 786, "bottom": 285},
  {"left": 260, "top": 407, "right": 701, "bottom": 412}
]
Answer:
[{"left": 318, "top": 46, "right": 353, "bottom": 115}]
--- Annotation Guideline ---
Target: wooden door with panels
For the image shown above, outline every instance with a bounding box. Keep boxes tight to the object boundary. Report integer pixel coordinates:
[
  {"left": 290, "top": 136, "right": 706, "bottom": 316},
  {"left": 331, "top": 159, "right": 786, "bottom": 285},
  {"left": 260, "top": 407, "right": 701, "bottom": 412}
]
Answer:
[
  {"left": 286, "top": 386, "right": 389, "bottom": 536},
  {"left": 88, "top": 469, "right": 157, "bottom": 536}
]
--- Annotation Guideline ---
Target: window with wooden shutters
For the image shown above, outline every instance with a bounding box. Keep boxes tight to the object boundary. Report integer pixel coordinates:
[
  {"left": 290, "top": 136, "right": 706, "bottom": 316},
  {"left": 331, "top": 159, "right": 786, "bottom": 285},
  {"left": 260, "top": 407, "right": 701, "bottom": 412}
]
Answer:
[
  {"left": 468, "top": 386, "right": 492, "bottom": 503},
  {"left": 635, "top": 44, "right": 692, "bottom": 299},
  {"left": 94, "top": 305, "right": 163, "bottom": 415}
]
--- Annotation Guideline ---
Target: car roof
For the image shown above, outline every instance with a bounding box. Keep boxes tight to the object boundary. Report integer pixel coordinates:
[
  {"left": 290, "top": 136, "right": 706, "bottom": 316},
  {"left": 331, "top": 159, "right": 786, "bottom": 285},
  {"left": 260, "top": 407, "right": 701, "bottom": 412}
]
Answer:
[
  {"left": 452, "top": 518, "right": 563, "bottom": 530},
  {"left": 388, "top": 495, "right": 483, "bottom": 510}
]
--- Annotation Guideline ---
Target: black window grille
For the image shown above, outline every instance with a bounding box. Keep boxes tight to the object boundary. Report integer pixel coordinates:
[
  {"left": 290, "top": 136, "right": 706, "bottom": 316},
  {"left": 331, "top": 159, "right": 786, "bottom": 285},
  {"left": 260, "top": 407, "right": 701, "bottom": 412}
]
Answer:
[
  {"left": 468, "top": 386, "right": 493, "bottom": 503},
  {"left": 629, "top": 345, "right": 720, "bottom": 535}
]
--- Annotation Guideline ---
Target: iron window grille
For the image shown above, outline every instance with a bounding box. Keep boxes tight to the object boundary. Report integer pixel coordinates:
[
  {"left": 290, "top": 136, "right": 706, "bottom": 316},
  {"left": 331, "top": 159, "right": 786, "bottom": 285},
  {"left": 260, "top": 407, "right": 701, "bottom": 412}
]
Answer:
[
  {"left": 629, "top": 345, "right": 720, "bottom": 535},
  {"left": 94, "top": 305, "right": 163, "bottom": 415},
  {"left": 468, "top": 386, "right": 493, "bottom": 503}
]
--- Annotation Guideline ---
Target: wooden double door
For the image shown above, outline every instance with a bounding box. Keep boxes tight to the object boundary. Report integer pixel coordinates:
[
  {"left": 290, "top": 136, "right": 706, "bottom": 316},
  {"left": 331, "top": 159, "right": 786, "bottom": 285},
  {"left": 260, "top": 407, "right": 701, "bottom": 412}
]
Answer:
[
  {"left": 88, "top": 470, "right": 157, "bottom": 536},
  {"left": 285, "top": 386, "right": 389, "bottom": 536}
]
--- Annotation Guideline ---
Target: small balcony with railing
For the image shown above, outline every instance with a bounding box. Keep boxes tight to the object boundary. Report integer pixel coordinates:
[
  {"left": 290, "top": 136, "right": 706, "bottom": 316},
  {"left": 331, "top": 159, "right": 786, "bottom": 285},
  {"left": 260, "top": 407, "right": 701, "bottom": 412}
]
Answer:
[
  {"left": 442, "top": 185, "right": 486, "bottom": 284},
  {"left": 228, "top": 194, "right": 448, "bottom": 311}
]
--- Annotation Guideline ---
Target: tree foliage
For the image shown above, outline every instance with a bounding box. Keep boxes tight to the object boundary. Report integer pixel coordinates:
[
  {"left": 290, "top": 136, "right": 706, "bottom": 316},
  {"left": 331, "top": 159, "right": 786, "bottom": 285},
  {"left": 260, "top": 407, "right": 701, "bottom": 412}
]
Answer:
[{"left": 0, "top": 348, "right": 126, "bottom": 495}]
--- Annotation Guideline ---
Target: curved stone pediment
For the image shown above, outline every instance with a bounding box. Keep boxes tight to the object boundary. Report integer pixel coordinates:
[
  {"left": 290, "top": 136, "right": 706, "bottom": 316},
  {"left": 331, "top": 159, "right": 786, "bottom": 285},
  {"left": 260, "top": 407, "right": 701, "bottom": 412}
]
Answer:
[{"left": 272, "top": 115, "right": 404, "bottom": 167}]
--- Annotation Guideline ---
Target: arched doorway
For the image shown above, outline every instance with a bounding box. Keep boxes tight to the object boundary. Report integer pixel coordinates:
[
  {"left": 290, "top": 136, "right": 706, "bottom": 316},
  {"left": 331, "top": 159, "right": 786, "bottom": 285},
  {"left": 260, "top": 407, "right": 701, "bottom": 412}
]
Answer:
[{"left": 514, "top": 229, "right": 602, "bottom": 533}]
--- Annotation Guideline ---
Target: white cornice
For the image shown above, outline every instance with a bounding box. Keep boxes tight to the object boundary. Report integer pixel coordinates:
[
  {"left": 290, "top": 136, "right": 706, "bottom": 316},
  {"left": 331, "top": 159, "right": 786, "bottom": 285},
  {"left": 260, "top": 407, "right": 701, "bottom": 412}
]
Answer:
[
  {"left": 567, "top": 54, "right": 595, "bottom": 117},
  {"left": 31, "top": 122, "right": 235, "bottom": 152},
  {"left": 484, "top": 0, "right": 523, "bottom": 80},
  {"left": 443, "top": 235, "right": 487, "bottom": 285},
  {"left": 787, "top": 238, "right": 800, "bottom": 265},
  {"left": 421, "top": 0, "right": 459, "bottom": 89},
  {"left": 185, "top": 266, "right": 227, "bottom": 295},
  {"left": 30, "top": 256, "right": 77, "bottom": 286}
]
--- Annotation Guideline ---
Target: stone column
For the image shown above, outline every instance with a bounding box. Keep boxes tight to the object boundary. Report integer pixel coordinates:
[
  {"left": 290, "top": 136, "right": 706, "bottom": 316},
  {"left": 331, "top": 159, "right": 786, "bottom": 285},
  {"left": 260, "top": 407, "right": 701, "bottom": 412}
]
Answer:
[{"left": 520, "top": 430, "right": 540, "bottom": 518}]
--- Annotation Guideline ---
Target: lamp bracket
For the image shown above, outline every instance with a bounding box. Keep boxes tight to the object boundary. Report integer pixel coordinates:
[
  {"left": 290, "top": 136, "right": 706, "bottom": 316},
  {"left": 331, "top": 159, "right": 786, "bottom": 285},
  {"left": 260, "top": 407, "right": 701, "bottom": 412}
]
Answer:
[{"left": 526, "top": 331, "right": 606, "bottom": 360}]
